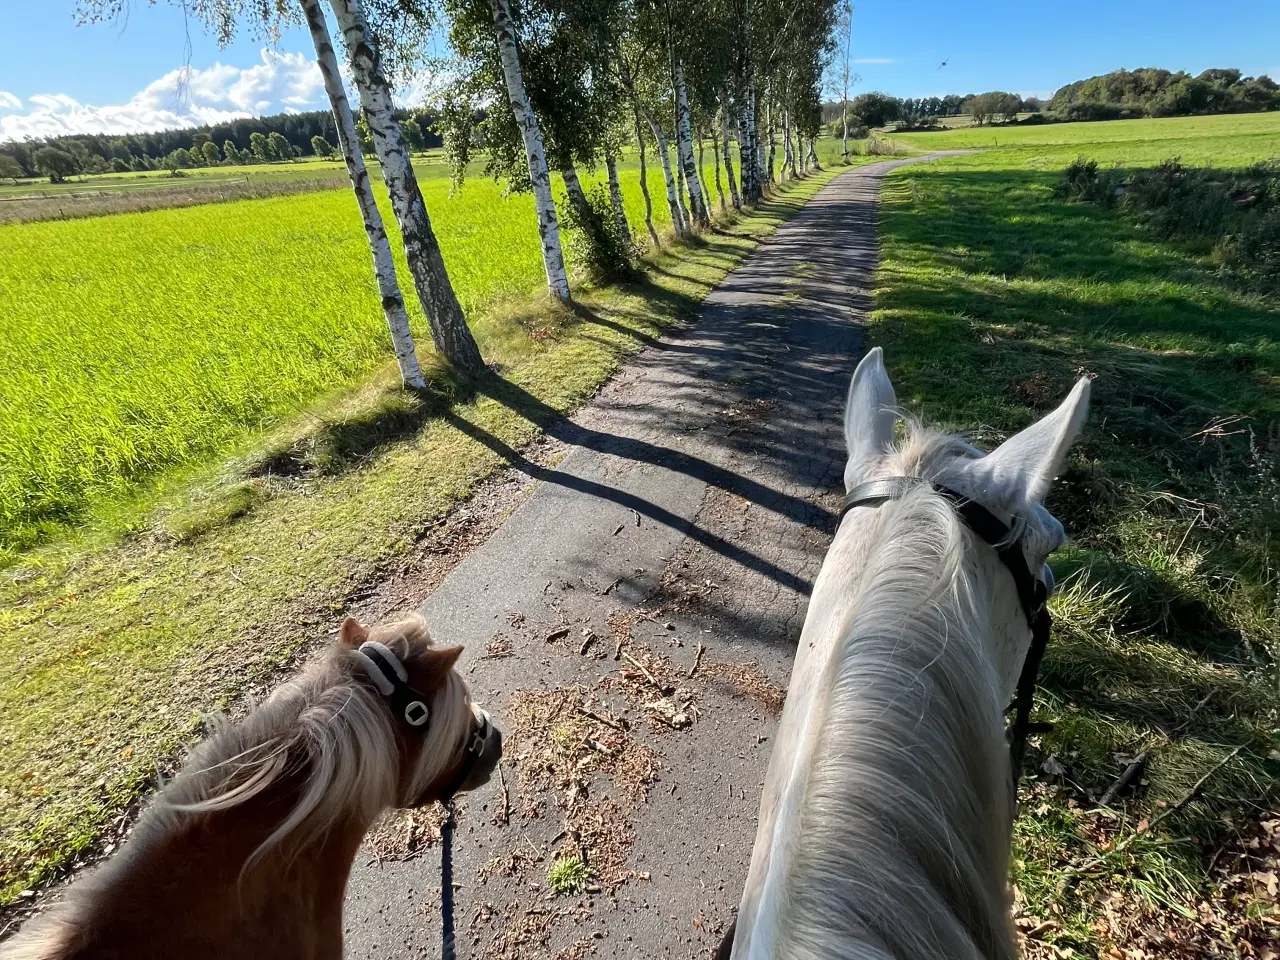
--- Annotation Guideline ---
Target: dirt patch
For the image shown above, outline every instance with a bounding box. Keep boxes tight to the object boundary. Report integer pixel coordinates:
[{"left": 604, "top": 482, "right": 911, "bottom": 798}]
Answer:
[
  {"left": 1006, "top": 371, "right": 1071, "bottom": 412},
  {"left": 699, "top": 660, "right": 786, "bottom": 716}
]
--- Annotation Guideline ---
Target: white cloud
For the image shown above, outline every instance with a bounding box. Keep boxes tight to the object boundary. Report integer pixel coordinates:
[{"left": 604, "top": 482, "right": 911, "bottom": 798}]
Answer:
[
  {"left": 0, "top": 50, "right": 324, "bottom": 141},
  {"left": 853, "top": 57, "right": 898, "bottom": 65}
]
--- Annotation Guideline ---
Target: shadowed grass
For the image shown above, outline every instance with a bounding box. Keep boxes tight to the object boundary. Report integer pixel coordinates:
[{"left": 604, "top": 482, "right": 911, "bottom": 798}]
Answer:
[{"left": 877, "top": 124, "right": 1280, "bottom": 954}]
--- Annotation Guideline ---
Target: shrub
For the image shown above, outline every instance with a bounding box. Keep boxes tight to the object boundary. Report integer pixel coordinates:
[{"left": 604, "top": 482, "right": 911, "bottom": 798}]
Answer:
[
  {"left": 1058, "top": 156, "right": 1123, "bottom": 205},
  {"left": 563, "top": 183, "right": 634, "bottom": 284}
]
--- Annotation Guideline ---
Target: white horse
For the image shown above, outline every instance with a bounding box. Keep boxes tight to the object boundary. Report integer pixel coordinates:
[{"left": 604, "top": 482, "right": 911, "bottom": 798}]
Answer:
[{"left": 725, "top": 348, "right": 1090, "bottom": 960}]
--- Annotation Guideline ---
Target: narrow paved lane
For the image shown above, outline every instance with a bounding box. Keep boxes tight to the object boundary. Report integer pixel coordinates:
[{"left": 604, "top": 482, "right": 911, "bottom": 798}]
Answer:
[{"left": 343, "top": 155, "right": 957, "bottom": 959}]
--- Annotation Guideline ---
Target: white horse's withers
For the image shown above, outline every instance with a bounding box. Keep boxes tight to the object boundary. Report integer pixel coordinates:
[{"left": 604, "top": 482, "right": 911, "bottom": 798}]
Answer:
[{"left": 728, "top": 348, "right": 1090, "bottom": 960}]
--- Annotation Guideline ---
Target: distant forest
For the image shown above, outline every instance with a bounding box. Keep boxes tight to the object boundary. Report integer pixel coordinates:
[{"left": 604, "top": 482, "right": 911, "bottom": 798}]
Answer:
[
  {"left": 823, "top": 66, "right": 1279, "bottom": 135},
  {"left": 1047, "top": 67, "right": 1280, "bottom": 121},
  {"left": 0, "top": 107, "right": 443, "bottom": 181}
]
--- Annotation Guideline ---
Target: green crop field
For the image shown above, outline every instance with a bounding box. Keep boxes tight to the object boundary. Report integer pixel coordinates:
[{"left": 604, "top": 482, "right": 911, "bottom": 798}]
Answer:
[
  {"left": 0, "top": 162, "right": 675, "bottom": 555},
  {"left": 882, "top": 113, "right": 1280, "bottom": 954}
]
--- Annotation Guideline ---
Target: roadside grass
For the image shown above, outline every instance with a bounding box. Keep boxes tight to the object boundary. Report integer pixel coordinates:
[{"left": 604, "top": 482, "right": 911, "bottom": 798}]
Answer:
[
  {"left": 0, "top": 162, "right": 854, "bottom": 908},
  {"left": 877, "top": 126, "right": 1280, "bottom": 955}
]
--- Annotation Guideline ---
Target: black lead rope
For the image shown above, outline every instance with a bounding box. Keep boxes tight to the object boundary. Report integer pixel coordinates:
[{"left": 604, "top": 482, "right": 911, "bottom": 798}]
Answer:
[
  {"left": 839, "top": 478, "right": 1053, "bottom": 788},
  {"left": 441, "top": 799, "right": 458, "bottom": 960}
]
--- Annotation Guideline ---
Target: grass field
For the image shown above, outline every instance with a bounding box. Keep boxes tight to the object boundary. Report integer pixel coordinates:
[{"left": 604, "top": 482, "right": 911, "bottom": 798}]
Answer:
[
  {"left": 884, "top": 114, "right": 1280, "bottom": 956},
  {"left": 0, "top": 151, "right": 866, "bottom": 907},
  {"left": 0, "top": 161, "right": 671, "bottom": 555}
]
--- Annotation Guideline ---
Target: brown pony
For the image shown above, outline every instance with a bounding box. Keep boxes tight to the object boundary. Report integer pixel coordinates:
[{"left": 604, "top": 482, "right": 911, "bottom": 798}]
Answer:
[{"left": 3, "top": 615, "right": 501, "bottom": 960}]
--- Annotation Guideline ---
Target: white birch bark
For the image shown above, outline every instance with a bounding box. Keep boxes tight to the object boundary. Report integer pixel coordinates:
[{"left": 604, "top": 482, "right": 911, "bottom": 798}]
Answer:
[
  {"left": 561, "top": 161, "right": 595, "bottom": 227},
  {"left": 721, "top": 92, "right": 740, "bottom": 209},
  {"left": 738, "top": 69, "right": 761, "bottom": 203},
  {"left": 604, "top": 149, "right": 633, "bottom": 252},
  {"left": 807, "top": 138, "right": 820, "bottom": 170},
  {"left": 782, "top": 107, "right": 794, "bottom": 178},
  {"left": 672, "top": 59, "right": 709, "bottom": 226},
  {"left": 765, "top": 98, "right": 776, "bottom": 184},
  {"left": 644, "top": 108, "right": 688, "bottom": 237},
  {"left": 328, "top": 0, "right": 485, "bottom": 375},
  {"left": 674, "top": 152, "right": 691, "bottom": 228},
  {"left": 487, "top": 0, "right": 571, "bottom": 302},
  {"left": 631, "top": 103, "right": 661, "bottom": 247},
  {"left": 300, "top": 0, "right": 425, "bottom": 389}
]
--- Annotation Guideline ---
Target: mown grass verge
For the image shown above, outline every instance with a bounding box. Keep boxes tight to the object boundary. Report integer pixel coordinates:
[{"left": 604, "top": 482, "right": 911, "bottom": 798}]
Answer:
[
  {"left": 877, "top": 130, "right": 1279, "bottom": 957},
  {"left": 0, "top": 161, "right": 856, "bottom": 910}
]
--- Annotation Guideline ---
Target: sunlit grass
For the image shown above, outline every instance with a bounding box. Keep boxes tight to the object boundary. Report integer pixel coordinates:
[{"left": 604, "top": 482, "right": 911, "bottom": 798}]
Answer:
[{"left": 0, "top": 161, "right": 682, "bottom": 555}]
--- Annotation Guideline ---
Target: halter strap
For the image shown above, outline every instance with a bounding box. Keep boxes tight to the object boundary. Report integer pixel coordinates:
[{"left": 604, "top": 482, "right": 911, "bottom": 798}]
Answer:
[
  {"left": 840, "top": 479, "right": 1048, "bottom": 630},
  {"left": 352, "top": 641, "right": 431, "bottom": 729}
]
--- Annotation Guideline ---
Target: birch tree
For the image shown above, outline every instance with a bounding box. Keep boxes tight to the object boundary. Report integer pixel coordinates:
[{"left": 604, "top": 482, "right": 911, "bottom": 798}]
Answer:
[
  {"left": 486, "top": 0, "right": 572, "bottom": 302},
  {"left": 672, "top": 58, "right": 710, "bottom": 226},
  {"left": 836, "top": 0, "right": 853, "bottom": 158},
  {"left": 301, "top": 0, "right": 425, "bottom": 388},
  {"left": 720, "top": 93, "right": 741, "bottom": 209},
  {"left": 329, "top": 0, "right": 485, "bottom": 375}
]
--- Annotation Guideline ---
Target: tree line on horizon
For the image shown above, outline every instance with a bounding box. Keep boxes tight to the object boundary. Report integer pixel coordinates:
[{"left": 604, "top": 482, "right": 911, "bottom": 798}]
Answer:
[
  {"left": 825, "top": 66, "right": 1280, "bottom": 135},
  {"left": 0, "top": 106, "right": 447, "bottom": 182}
]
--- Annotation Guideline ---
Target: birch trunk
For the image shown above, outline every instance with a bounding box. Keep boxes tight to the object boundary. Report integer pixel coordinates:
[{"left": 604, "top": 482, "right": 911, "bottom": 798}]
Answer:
[
  {"left": 738, "top": 69, "right": 761, "bottom": 203},
  {"left": 642, "top": 106, "right": 688, "bottom": 237},
  {"left": 710, "top": 133, "right": 726, "bottom": 211},
  {"left": 561, "top": 162, "right": 591, "bottom": 218},
  {"left": 300, "top": 0, "right": 425, "bottom": 389},
  {"left": 781, "top": 107, "right": 794, "bottom": 179},
  {"left": 765, "top": 99, "right": 776, "bottom": 184},
  {"left": 674, "top": 153, "right": 691, "bottom": 229},
  {"left": 672, "top": 59, "right": 709, "bottom": 226},
  {"left": 487, "top": 0, "right": 571, "bottom": 302},
  {"left": 632, "top": 103, "right": 660, "bottom": 247},
  {"left": 721, "top": 93, "right": 740, "bottom": 209},
  {"left": 327, "top": 0, "right": 484, "bottom": 375},
  {"left": 807, "top": 138, "right": 820, "bottom": 170},
  {"left": 604, "top": 149, "right": 632, "bottom": 253}
]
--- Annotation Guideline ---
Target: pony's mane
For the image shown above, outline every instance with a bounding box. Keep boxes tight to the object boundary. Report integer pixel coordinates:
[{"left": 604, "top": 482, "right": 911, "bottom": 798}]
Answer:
[
  {"left": 1, "top": 616, "right": 471, "bottom": 960},
  {"left": 779, "top": 424, "right": 1018, "bottom": 960},
  {"left": 161, "top": 616, "right": 471, "bottom": 854}
]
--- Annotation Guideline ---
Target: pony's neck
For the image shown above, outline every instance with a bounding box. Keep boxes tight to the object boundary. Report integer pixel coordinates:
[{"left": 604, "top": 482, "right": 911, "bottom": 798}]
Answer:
[{"left": 63, "top": 777, "right": 374, "bottom": 960}]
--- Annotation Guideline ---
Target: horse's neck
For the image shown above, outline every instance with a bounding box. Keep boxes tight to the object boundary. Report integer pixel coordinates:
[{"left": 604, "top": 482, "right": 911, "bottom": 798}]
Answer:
[
  {"left": 735, "top": 514, "right": 1016, "bottom": 960},
  {"left": 55, "top": 783, "right": 370, "bottom": 960}
]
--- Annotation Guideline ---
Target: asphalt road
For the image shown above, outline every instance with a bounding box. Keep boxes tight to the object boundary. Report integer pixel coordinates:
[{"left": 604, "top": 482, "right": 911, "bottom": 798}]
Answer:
[{"left": 342, "top": 155, "right": 958, "bottom": 960}]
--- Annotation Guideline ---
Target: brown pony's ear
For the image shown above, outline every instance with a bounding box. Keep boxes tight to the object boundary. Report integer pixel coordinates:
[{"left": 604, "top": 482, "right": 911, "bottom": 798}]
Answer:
[
  {"left": 339, "top": 617, "right": 369, "bottom": 647},
  {"left": 405, "top": 645, "right": 463, "bottom": 692}
]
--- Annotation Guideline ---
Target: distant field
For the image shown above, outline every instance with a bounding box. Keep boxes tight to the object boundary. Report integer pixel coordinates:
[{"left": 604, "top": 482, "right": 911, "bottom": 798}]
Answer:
[
  {"left": 897, "top": 110, "right": 1280, "bottom": 161},
  {"left": 0, "top": 152, "right": 452, "bottom": 198}
]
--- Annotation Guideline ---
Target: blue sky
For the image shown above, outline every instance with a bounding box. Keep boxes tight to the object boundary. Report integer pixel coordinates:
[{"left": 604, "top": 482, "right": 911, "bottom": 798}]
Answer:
[{"left": 2, "top": 0, "right": 1279, "bottom": 139}]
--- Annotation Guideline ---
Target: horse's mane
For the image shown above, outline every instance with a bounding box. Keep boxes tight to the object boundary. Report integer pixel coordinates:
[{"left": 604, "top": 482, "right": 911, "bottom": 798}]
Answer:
[
  {"left": 779, "top": 425, "right": 1018, "bottom": 960},
  {"left": 2, "top": 615, "right": 470, "bottom": 960}
]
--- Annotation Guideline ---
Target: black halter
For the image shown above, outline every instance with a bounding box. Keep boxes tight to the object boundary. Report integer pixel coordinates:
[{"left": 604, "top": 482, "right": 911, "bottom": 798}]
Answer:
[{"left": 838, "top": 477, "right": 1053, "bottom": 784}]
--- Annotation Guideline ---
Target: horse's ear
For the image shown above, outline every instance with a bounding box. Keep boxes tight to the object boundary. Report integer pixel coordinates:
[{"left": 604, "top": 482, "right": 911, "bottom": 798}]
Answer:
[
  {"left": 844, "top": 347, "right": 898, "bottom": 482},
  {"left": 338, "top": 617, "right": 369, "bottom": 647},
  {"left": 964, "top": 376, "right": 1091, "bottom": 508},
  {"left": 406, "top": 645, "right": 463, "bottom": 691}
]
